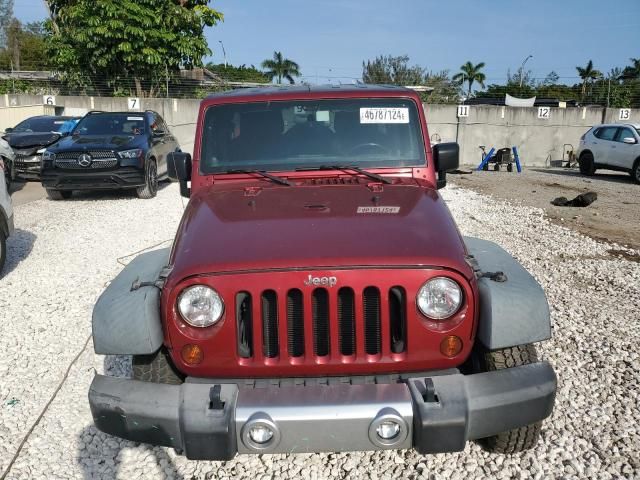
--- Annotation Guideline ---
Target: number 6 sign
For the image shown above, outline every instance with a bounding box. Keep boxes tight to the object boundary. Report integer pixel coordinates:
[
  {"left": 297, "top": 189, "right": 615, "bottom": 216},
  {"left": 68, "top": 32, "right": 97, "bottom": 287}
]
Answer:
[
  {"left": 128, "top": 97, "right": 140, "bottom": 110},
  {"left": 43, "top": 95, "right": 56, "bottom": 106}
]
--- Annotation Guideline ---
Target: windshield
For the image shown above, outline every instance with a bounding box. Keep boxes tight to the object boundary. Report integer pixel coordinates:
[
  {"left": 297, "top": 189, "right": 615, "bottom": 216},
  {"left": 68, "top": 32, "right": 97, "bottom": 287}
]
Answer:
[
  {"left": 73, "top": 114, "right": 146, "bottom": 136},
  {"left": 200, "top": 98, "right": 425, "bottom": 173},
  {"left": 13, "top": 117, "right": 76, "bottom": 133}
]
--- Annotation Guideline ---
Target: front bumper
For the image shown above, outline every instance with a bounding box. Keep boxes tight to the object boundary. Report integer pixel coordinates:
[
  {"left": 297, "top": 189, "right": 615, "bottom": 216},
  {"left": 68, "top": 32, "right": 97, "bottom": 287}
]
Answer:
[
  {"left": 89, "top": 362, "right": 556, "bottom": 459},
  {"left": 41, "top": 166, "right": 145, "bottom": 190},
  {"left": 14, "top": 153, "right": 42, "bottom": 180}
]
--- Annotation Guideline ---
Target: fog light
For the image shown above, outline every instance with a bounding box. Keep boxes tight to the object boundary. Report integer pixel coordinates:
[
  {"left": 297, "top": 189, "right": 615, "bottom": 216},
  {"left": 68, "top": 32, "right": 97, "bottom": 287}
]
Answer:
[
  {"left": 376, "top": 421, "right": 400, "bottom": 440},
  {"left": 249, "top": 425, "right": 274, "bottom": 444},
  {"left": 181, "top": 344, "right": 203, "bottom": 365},
  {"left": 440, "top": 335, "right": 463, "bottom": 358}
]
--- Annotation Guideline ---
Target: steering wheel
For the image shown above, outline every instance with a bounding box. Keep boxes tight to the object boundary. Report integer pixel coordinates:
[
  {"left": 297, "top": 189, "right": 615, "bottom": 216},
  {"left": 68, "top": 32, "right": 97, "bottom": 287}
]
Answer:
[{"left": 348, "top": 142, "right": 389, "bottom": 155}]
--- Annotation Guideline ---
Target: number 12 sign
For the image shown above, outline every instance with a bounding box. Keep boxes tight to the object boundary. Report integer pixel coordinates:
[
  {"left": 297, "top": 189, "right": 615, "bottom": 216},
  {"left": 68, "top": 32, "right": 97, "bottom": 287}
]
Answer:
[{"left": 538, "top": 107, "right": 550, "bottom": 119}]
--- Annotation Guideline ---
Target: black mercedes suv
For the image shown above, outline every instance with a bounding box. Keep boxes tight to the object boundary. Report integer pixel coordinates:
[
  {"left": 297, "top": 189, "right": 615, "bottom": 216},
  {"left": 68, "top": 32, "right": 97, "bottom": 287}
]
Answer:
[{"left": 41, "top": 111, "right": 179, "bottom": 200}]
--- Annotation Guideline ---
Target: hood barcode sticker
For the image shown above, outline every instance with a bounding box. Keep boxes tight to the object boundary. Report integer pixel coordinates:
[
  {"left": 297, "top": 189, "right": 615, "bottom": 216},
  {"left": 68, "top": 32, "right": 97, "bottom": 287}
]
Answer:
[
  {"left": 360, "top": 107, "right": 409, "bottom": 124},
  {"left": 357, "top": 206, "right": 401, "bottom": 214}
]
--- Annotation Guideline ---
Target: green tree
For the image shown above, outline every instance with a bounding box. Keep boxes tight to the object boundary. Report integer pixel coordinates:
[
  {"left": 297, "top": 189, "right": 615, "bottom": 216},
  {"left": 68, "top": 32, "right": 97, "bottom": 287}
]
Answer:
[
  {"left": 0, "top": 20, "right": 49, "bottom": 70},
  {"left": 621, "top": 58, "right": 640, "bottom": 81},
  {"left": 576, "top": 60, "right": 602, "bottom": 100},
  {"left": 452, "top": 61, "right": 486, "bottom": 98},
  {"left": 261, "top": 51, "right": 300, "bottom": 84},
  {"left": 0, "top": 0, "right": 13, "bottom": 48},
  {"left": 361, "top": 54, "right": 425, "bottom": 85},
  {"left": 45, "top": 0, "right": 223, "bottom": 97},
  {"left": 205, "top": 62, "right": 269, "bottom": 83}
]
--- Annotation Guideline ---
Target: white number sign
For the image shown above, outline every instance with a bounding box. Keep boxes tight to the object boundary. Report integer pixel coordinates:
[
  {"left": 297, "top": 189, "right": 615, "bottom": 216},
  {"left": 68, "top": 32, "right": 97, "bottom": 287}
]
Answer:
[
  {"left": 43, "top": 95, "right": 56, "bottom": 106},
  {"left": 128, "top": 97, "right": 140, "bottom": 110},
  {"left": 360, "top": 107, "right": 409, "bottom": 124},
  {"left": 619, "top": 108, "right": 631, "bottom": 120},
  {"left": 538, "top": 107, "right": 550, "bottom": 119},
  {"left": 457, "top": 105, "right": 469, "bottom": 117}
]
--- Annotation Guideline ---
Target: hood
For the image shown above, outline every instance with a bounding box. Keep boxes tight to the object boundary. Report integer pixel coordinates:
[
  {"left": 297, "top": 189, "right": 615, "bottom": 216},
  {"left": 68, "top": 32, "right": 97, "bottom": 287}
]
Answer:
[
  {"left": 170, "top": 179, "right": 471, "bottom": 278},
  {"left": 49, "top": 134, "right": 141, "bottom": 151},
  {"left": 5, "top": 132, "right": 62, "bottom": 149}
]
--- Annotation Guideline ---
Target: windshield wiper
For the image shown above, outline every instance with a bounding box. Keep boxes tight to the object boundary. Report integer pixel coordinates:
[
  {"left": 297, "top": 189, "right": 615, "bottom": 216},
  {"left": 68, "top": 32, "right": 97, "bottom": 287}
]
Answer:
[
  {"left": 296, "top": 165, "right": 392, "bottom": 184},
  {"left": 224, "top": 169, "right": 292, "bottom": 186}
]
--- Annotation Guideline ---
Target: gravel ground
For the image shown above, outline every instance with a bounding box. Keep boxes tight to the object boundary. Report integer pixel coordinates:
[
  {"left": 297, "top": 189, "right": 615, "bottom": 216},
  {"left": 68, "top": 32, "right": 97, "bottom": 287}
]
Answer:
[
  {"left": 1, "top": 182, "right": 639, "bottom": 479},
  {"left": 451, "top": 167, "right": 640, "bottom": 252}
]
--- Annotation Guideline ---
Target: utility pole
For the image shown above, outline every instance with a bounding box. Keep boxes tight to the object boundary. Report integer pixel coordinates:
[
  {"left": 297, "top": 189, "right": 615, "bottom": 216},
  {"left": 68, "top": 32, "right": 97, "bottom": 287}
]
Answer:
[
  {"left": 218, "top": 40, "right": 227, "bottom": 68},
  {"left": 165, "top": 64, "right": 169, "bottom": 98},
  {"left": 607, "top": 77, "right": 611, "bottom": 108},
  {"left": 519, "top": 54, "right": 533, "bottom": 88}
]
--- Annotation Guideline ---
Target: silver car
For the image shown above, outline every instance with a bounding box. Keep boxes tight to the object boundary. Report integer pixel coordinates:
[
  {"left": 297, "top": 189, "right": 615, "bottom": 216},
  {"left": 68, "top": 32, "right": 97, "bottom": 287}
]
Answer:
[
  {"left": 577, "top": 123, "right": 640, "bottom": 183},
  {"left": 0, "top": 137, "right": 15, "bottom": 273}
]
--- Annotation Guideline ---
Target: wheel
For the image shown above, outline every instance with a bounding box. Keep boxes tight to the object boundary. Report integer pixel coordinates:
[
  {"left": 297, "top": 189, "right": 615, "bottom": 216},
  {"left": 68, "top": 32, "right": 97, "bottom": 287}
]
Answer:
[
  {"left": 0, "top": 230, "right": 6, "bottom": 275},
  {"left": 136, "top": 159, "right": 158, "bottom": 199},
  {"left": 133, "top": 348, "right": 184, "bottom": 385},
  {"left": 46, "top": 189, "right": 73, "bottom": 200},
  {"left": 578, "top": 152, "right": 596, "bottom": 176},
  {"left": 493, "top": 163, "right": 500, "bottom": 171},
  {"left": 477, "top": 344, "right": 543, "bottom": 453},
  {"left": 631, "top": 159, "right": 640, "bottom": 185},
  {"left": 507, "top": 163, "right": 513, "bottom": 172}
]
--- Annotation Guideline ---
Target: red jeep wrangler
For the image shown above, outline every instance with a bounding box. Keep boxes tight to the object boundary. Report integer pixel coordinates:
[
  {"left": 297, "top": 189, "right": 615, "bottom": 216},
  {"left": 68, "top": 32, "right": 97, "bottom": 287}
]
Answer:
[{"left": 89, "top": 85, "right": 556, "bottom": 459}]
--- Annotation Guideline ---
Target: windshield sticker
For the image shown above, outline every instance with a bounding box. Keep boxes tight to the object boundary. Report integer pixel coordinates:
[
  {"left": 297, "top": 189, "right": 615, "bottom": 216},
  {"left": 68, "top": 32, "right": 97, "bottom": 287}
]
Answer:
[
  {"left": 54, "top": 121, "right": 65, "bottom": 124},
  {"left": 357, "top": 206, "right": 401, "bottom": 214},
  {"left": 127, "top": 116, "right": 144, "bottom": 121},
  {"left": 360, "top": 107, "right": 409, "bottom": 124}
]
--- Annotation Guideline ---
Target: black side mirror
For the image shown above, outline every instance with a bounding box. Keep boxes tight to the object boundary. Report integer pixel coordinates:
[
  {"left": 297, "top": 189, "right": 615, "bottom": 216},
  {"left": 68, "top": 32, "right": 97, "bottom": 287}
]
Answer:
[
  {"left": 167, "top": 151, "right": 192, "bottom": 198},
  {"left": 4, "top": 127, "right": 13, "bottom": 133},
  {"left": 432, "top": 142, "right": 459, "bottom": 189}
]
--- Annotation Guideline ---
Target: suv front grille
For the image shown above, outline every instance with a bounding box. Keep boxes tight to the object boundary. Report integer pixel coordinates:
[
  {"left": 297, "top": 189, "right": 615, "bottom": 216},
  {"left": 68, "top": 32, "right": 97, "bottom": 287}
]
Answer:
[
  {"left": 235, "top": 285, "right": 407, "bottom": 361},
  {"left": 54, "top": 150, "right": 118, "bottom": 170}
]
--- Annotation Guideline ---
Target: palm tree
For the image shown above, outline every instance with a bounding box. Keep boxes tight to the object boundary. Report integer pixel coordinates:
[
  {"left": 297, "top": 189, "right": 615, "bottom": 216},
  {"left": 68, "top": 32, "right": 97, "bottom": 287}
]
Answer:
[
  {"left": 621, "top": 57, "right": 640, "bottom": 80},
  {"left": 452, "top": 61, "right": 486, "bottom": 98},
  {"left": 261, "top": 51, "right": 301, "bottom": 84},
  {"left": 576, "top": 60, "right": 602, "bottom": 99}
]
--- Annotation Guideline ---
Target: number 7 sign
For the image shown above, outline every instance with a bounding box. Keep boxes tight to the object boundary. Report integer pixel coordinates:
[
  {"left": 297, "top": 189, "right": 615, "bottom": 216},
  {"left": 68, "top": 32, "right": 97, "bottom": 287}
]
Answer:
[{"left": 128, "top": 98, "right": 140, "bottom": 110}]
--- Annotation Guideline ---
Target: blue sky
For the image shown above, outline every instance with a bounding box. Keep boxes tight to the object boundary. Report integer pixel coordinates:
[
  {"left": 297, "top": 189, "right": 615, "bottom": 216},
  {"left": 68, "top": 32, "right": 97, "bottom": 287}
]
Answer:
[{"left": 15, "top": 0, "right": 640, "bottom": 85}]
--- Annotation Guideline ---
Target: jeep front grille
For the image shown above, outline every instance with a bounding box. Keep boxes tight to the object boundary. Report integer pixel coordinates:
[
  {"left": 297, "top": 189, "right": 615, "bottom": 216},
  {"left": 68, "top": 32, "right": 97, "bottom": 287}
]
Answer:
[{"left": 235, "top": 286, "right": 407, "bottom": 361}]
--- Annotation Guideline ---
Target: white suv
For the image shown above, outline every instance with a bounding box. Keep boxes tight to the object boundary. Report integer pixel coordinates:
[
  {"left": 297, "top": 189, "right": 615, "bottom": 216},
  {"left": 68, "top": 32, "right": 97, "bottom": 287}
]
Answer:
[
  {"left": 577, "top": 123, "right": 640, "bottom": 184},
  {"left": 0, "top": 138, "right": 15, "bottom": 274}
]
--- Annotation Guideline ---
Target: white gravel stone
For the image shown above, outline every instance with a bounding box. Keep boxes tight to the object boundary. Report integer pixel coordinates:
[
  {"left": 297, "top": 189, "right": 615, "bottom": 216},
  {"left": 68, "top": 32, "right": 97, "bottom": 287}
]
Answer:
[{"left": 1, "top": 183, "right": 639, "bottom": 479}]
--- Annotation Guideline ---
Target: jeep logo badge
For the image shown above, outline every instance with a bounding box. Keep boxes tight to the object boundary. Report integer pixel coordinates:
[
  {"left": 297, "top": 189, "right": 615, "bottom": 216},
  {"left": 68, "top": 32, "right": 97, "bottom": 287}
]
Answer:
[
  {"left": 304, "top": 275, "right": 337, "bottom": 287},
  {"left": 78, "top": 153, "right": 92, "bottom": 167}
]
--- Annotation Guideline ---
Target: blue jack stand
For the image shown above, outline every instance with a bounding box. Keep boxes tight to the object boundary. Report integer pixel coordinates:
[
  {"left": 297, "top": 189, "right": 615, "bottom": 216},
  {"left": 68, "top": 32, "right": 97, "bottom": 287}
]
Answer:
[
  {"left": 476, "top": 147, "right": 495, "bottom": 171},
  {"left": 512, "top": 146, "right": 522, "bottom": 173}
]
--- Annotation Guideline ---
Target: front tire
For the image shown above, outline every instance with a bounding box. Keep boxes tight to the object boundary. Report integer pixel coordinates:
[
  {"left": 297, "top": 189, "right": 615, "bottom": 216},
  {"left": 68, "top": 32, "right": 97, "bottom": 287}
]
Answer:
[
  {"left": 46, "top": 189, "right": 73, "bottom": 200},
  {"left": 477, "top": 344, "right": 543, "bottom": 453},
  {"left": 579, "top": 152, "right": 596, "bottom": 176},
  {"left": 136, "top": 159, "right": 158, "bottom": 199},
  {"left": 132, "top": 348, "right": 184, "bottom": 385},
  {"left": 631, "top": 159, "right": 640, "bottom": 185},
  {"left": 0, "top": 230, "right": 6, "bottom": 275}
]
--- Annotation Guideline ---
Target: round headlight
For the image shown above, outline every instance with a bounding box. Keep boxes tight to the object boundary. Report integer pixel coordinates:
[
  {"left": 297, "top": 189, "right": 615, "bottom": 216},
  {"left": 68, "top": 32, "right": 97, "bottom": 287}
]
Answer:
[
  {"left": 417, "top": 277, "right": 462, "bottom": 320},
  {"left": 177, "top": 285, "right": 224, "bottom": 327}
]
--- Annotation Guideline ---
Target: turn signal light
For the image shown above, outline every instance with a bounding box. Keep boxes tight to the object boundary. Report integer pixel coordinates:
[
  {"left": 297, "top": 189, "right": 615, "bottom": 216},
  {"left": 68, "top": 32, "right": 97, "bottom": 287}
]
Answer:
[
  {"left": 440, "top": 335, "right": 463, "bottom": 358},
  {"left": 181, "top": 344, "right": 204, "bottom": 365}
]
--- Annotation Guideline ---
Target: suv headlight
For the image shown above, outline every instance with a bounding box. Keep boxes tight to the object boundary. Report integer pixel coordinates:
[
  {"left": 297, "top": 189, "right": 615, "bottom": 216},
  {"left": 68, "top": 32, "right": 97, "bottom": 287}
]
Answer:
[
  {"left": 417, "top": 277, "right": 462, "bottom": 320},
  {"left": 118, "top": 149, "right": 143, "bottom": 159},
  {"left": 42, "top": 150, "right": 56, "bottom": 161},
  {"left": 177, "top": 285, "right": 224, "bottom": 327}
]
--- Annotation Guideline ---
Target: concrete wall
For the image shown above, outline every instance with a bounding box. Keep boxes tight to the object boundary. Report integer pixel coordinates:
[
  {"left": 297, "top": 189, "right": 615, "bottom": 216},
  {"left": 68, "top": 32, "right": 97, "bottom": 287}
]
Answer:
[
  {"left": 1, "top": 94, "right": 199, "bottom": 154},
  {"left": 0, "top": 104, "right": 56, "bottom": 131},
  {"left": 3, "top": 94, "right": 638, "bottom": 166}
]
